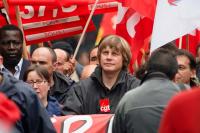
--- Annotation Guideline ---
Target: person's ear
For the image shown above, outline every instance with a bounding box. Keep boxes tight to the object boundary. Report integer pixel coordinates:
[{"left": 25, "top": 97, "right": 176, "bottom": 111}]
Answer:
[
  {"left": 52, "top": 62, "right": 58, "bottom": 71},
  {"left": 191, "top": 69, "right": 196, "bottom": 78}
]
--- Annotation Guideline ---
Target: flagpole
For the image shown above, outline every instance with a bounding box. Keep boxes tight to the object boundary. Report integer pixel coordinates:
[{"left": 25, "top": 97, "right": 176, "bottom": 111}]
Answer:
[
  {"left": 72, "top": 0, "right": 100, "bottom": 60},
  {"left": 186, "top": 34, "right": 189, "bottom": 51},
  {"left": 15, "top": 6, "right": 29, "bottom": 60},
  {"left": 2, "top": 0, "right": 11, "bottom": 24},
  {"left": 178, "top": 37, "right": 182, "bottom": 49}
]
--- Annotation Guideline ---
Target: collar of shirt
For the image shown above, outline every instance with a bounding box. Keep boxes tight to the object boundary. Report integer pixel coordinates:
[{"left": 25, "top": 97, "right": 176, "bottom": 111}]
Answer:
[
  {"left": 1, "top": 58, "right": 23, "bottom": 79},
  {"left": 14, "top": 58, "right": 23, "bottom": 79}
]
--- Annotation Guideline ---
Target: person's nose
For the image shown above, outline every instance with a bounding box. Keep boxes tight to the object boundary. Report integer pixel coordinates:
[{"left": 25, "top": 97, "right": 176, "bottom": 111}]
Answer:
[
  {"left": 32, "top": 82, "right": 39, "bottom": 88},
  {"left": 106, "top": 53, "right": 112, "bottom": 59},
  {"left": 7, "top": 42, "right": 15, "bottom": 49}
]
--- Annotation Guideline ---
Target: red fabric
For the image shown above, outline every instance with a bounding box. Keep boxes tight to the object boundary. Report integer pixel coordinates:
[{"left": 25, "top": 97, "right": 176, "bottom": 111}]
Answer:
[
  {"left": 7, "top": 4, "right": 116, "bottom": 24},
  {"left": 59, "top": 0, "right": 117, "bottom": 5},
  {"left": 118, "top": 0, "right": 157, "bottom": 20},
  {"left": 7, "top": 5, "right": 96, "bottom": 45},
  {"left": 0, "top": 14, "right": 8, "bottom": 27},
  {"left": 53, "top": 114, "right": 113, "bottom": 133},
  {"left": 22, "top": 16, "right": 96, "bottom": 45},
  {"left": 116, "top": 7, "right": 153, "bottom": 73},
  {"left": 159, "top": 88, "right": 200, "bottom": 133},
  {"left": 0, "top": 93, "right": 20, "bottom": 126},
  {"left": 7, "top": 0, "right": 58, "bottom": 5},
  {"left": 98, "top": 12, "right": 116, "bottom": 36},
  {"left": 175, "top": 30, "right": 200, "bottom": 57},
  {"left": 0, "top": 1, "right": 3, "bottom": 8}
]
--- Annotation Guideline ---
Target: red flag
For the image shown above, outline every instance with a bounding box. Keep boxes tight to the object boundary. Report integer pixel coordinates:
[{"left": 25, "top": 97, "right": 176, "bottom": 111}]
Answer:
[
  {"left": 7, "top": 4, "right": 117, "bottom": 24},
  {"left": 59, "top": 0, "right": 117, "bottom": 5},
  {"left": 0, "top": 14, "right": 8, "bottom": 27},
  {"left": 7, "top": 5, "right": 96, "bottom": 45},
  {"left": 96, "top": 12, "right": 117, "bottom": 44},
  {"left": 175, "top": 30, "right": 200, "bottom": 57},
  {"left": 118, "top": 0, "right": 157, "bottom": 20},
  {"left": 7, "top": 0, "right": 59, "bottom": 5},
  {"left": 0, "top": 1, "right": 3, "bottom": 8},
  {"left": 116, "top": 5, "right": 153, "bottom": 73}
]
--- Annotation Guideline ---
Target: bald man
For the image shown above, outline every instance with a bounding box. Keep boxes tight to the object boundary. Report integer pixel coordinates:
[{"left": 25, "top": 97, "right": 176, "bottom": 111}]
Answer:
[{"left": 31, "top": 47, "right": 74, "bottom": 105}]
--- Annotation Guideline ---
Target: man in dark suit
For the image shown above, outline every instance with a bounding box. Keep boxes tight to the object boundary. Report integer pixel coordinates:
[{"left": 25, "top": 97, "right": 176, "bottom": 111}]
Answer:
[{"left": 0, "top": 24, "right": 30, "bottom": 80}]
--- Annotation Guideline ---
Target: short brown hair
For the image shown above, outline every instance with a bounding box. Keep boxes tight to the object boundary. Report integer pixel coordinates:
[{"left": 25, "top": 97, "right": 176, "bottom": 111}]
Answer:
[{"left": 97, "top": 35, "right": 131, "bottom": 70}]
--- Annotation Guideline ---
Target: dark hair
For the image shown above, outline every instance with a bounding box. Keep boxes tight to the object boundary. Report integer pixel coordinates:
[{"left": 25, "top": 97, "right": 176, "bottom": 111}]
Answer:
[
  {"left": 146, "top": 49, "right": 178, "bottom": 80},
  {"left": 176, "top": 49, "right": 196, "bottom": 69},
  {"left": 23, "top": 65, "right": 51, "bottom": 83},
  {"left": 159, "top": 42, "right": 178, "bottom": 56},
  {"left": 52, "top": 41, "right": 74, "bottom": 56},
  {"left": 0, "top": 24, "right": 23, "bottom": 42},
  {"left": 196, "top": 44, "right": 200, "bottom": 56},
  {"left": 135, "top": 63, "right": 147, "bottom": 80},
  {"left": 89, "top": 45, "right": 98, "bottom": 61}
]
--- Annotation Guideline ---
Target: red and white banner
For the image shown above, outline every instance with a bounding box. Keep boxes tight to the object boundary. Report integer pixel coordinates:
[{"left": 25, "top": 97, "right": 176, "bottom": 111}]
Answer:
[
  {"left": 8, "top": 0, "right": 118, "bottom": 6},
  {"left": 6, "top": 4, "right": 98, "bottom": 45},
  {"left": 6, "top": 3, "right": 117, "bottom": 24},
  {"left": 7, "top": 0, "right": 58, "bottom": 5},
  {"left": 52, "top": 114, "right": 114, "bottom": 133},
  {"left": 23, "top": 16, "right": 95, "bottom": 45},
  {"left": 18, "top": 4, "right": 117, "bottom": 22},
  {"left": 59, "top": 0, "right": 117, "bottom": 5},
  {"left": 4, "top": 1, "right": 118, "bottom": 45},
  {"left": 151, "top": 0, "right": 200, "bottom": 52}
]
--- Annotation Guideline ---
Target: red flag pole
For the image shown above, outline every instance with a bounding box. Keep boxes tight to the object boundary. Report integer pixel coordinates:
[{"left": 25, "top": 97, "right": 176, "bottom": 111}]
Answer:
[
  {"left": 186, "top": 34, "right": 189, "bottom": 51},
  {"left": 72, "top": 0, "right": 100, "bottom": 60},
  {"left": 179, "top": 37, "right": 183, "bottom": 49},
  {"left": 15, "top": 6, "right": 29, "bottom": 60}
]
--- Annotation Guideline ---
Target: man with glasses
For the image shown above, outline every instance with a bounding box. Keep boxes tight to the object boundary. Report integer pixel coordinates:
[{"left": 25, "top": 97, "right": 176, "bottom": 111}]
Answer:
[{"left": 0, "top": 24, "right": 30, "bottom": 80}]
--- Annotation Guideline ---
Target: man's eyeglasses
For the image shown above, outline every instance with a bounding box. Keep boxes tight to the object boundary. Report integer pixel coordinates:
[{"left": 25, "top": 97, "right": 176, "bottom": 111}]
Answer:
[{"left": 26, "top": 80, "right": 46, "bottom": 87}]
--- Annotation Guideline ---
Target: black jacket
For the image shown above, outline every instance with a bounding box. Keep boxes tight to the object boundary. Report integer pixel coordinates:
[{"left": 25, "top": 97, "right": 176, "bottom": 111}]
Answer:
[
  {"left": 50, "top": 71, "right": 74, "bottom": 104},
  {"left": 0, "top": 72, "right": 56, "bottom": 133},
  {"left": 19, "top": 59, "right": 30, "bottom": 80},
  {"left": 63, "top": 67, "right": 140, "bottom": 115}
]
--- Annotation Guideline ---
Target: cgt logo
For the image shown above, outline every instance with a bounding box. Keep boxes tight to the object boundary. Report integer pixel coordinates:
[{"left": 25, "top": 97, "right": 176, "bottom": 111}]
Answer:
[
  {"left": 100, "top": 105, "right": 110, "bottom": 113},
  {"left": 99, "top": 98, "right": 111, "bottom": 113}
]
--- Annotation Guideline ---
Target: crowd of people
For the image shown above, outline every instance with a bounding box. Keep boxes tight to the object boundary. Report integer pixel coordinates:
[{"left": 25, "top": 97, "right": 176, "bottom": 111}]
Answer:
[{"left": 0, "top": 24, "right": 200, "bottom": 133}]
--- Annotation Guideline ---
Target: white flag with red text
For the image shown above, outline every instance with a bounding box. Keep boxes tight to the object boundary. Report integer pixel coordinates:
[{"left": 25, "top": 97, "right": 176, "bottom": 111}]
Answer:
[{"left": 151, "top": 0, "right": 200, "bottom": 52}]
